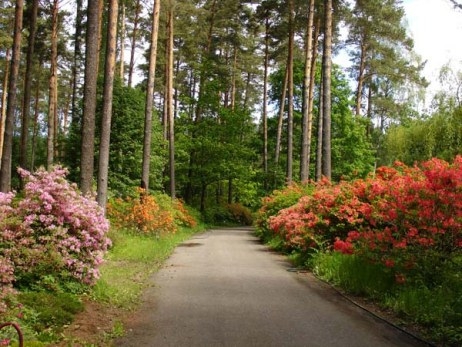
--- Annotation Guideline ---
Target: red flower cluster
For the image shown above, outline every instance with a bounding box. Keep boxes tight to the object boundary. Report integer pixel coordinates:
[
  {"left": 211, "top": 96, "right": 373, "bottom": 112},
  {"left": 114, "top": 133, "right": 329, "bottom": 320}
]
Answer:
[{"left": 266, "top": 156, "right": 462, "bottom": 278}]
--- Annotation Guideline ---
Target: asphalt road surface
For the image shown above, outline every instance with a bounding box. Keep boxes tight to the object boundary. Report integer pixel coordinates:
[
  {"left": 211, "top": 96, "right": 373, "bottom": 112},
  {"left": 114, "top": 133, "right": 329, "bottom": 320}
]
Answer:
[{"left": 115, "top": 227, "right": 428, "bottom": 347}]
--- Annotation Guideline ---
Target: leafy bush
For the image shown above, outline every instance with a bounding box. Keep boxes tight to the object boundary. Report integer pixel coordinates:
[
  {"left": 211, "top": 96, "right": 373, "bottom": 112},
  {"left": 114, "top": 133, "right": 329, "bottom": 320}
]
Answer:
[
  {"left": 17, "top": 291, "right": 84, "bottom": 332},
  {"left": 226, "top": 203, "right": 253, "bottom": 225},
  {"left": 201, "top": 203, "right": 252, "bottom": 226},
  {"left": 0, "top": 167, "right": 112, "bottom": 292},
  {"left": 254, "top": 182, "right": 315, "bottom": 241},
  {"left": 107, "top": 190, "right": 198, "bottom": 234}
]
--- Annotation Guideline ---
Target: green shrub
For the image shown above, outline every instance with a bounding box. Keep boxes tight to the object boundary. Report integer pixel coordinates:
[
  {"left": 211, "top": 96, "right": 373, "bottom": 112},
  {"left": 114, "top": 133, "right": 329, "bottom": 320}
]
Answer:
[{"left": 18, "top": 292, "right": 83, "bottom": 332}]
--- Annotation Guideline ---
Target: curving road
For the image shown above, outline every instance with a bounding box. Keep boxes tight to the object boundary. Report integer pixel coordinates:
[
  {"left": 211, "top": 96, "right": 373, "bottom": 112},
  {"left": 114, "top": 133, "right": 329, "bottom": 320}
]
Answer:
[{"left": 115, "top": 227, "right": 428, "bottom": 347}]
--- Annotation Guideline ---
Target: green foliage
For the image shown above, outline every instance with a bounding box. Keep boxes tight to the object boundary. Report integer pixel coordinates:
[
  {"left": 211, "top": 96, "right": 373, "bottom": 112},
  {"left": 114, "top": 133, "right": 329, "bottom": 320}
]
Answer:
[
  {"left": 381, "top": 106, "right": 462, "bottom": 166},
  {"left": 310, "top": 252, "right": 395, "bottom": 297},
  {"left": 18, "top": 291, "right": 83, "bottom": 333},
  {"left": 96, "top": 82, "right": 166, "bottom": 195},
  {"left": 203, "top": 203, "right": 253, "bottom": 226},
  {"left": 268, "top": 61, "right": 375, "bottom": 183}
]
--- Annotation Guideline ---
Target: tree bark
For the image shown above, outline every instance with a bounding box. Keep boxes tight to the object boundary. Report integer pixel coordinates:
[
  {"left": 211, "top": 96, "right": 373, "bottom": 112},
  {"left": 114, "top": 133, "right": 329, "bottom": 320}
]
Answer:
[
  {"left": 300, "top": 0, "right": 315, "bottom": 182},
  {"left": 71, "top": 0, "right": 83, "bottom": 124},
  {"left": 119, "top": 1, "right": 126, "bottom": 82},
  {"left": 20, "top": 0, "right": 39, "bottom": 171},
  {"left": 47, "top": 0, "right": 59, "bottom": 170},
  {"left": 321, "top": 0, "right": 333, "bottom": 180},
  {"left": 355, "top": 39, "right": 367, "bottom": 117},
  {"left": 0, "top": 0, "right": 23, "bottom": 192},
  {"left": 30, "top": 78, "right": 40, "bottom": 169},
  {"left": 128, "top": 0, "right": 141, "bottom": 87},
  {"left": 286, "top": 0, "right": 295, "bottom": 184},
  {"left": 316, "top": 70, "right": 323, "bottom": 182},
  {"left": 262, "top": 16, "right": 269, "bottom": 188},
  {"left": 80, "top": 0, "right": 101, "bottom": 194},
  {"left": 167, "top": 6, "right": 175, "bottom": 199},
  {"left": 141, "top": 0, "right": 161, "bottom": 192},
  {"left": 275, "top": 65, "right": 288, "bottom": 166},
  {"left": 97, "top": 0, "right": 118, "bottom": 211},
  {"left": 0, "top": 49, "right": 10, "bottom": 170}
]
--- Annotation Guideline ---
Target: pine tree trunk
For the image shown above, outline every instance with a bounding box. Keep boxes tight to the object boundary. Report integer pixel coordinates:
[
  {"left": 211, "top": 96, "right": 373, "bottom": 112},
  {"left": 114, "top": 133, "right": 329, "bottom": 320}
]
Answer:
[
  {"left": 71, "top": 0, "right": 83, "bottom": 123},
  {"left": 300, "top": 0, "right": 315, "bottom": 182},
  {"left": 0, "top": 49, "right": 10, "bottom": 170},
  {"left": 30, "top": 79, "right": 40, "bottom": 169},
  {"left": 20, "top": 0, "right": 38, "bottom": 171},
  {"left": 316, "top": 72, "right": 323, "bottom": 182},
  {"left": 119, "top": 1, "right": 126, "bottom": 82},
  {"left": 141, "top": 0, "right": 160, "bottom": 191},
  {"left": 286, "top": 0, "right": 295, "bottom": 184},
  {"left": 275, "top": 66, "right": 288, "bottom": 166},
  {"left": 167, "top": 6, "right": 175, "bottom": 199},
  {"left": 230, "top": 48, "right": 237, "bottom": 111},
  {"left": 0, "top": 0, "right": 23, "bottom": 192},
  {"left": 321, "top": 0, "right": 333, "bottom": 180},
  {"left": 355, "top": 39, "right": 367, "bottom": 116},
  {"left": 128, "top": 0, "right": 141, "bottom": 87},
  {"left": 80, "top": 0, "right": 101, "bottom": 194},
  {"left": 262, "top": 16, "right": 269, "bottom": 189},
  {"left": 97, "top": 0, "right": 118, "bottom": 211},
  {"left": 47, "top": 0, "right": 59, "bottom": 170}
]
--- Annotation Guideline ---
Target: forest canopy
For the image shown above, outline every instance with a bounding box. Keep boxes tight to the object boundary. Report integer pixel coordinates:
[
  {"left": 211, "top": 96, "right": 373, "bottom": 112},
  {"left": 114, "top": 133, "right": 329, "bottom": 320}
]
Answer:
[{"left": 0, "top": 0, "right": 459, "bottom": 212}]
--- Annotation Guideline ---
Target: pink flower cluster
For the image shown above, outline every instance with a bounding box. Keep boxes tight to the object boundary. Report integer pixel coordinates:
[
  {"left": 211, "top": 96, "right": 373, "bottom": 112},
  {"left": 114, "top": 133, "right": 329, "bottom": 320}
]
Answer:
[{"left": 0, "top": 166, "right": 112, "bottom": 302}]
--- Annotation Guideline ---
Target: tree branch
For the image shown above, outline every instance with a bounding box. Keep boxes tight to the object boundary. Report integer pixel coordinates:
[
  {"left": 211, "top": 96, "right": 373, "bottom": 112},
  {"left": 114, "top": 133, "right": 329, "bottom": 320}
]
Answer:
[{"left": 449, "top": 0, "right": 462, "bottom": 10}]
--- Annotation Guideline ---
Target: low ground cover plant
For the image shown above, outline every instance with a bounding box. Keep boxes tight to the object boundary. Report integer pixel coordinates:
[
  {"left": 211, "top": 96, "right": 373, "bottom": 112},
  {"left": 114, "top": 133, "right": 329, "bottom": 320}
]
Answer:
[{"left": 256, "top": 156, "right": 462, "bottom": 345}]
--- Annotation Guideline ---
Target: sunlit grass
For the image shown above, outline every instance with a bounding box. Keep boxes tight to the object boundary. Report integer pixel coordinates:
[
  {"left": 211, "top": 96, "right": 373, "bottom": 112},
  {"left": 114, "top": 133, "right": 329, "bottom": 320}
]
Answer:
[
  {"left": 310, "top": 251, "right": 395, "bottom": 297},
  {"left": 92, "top": 224, "right": 207, "bottom": 308},
  {"left": 308, "top": 250, "right": 462, "bottom": 345}
]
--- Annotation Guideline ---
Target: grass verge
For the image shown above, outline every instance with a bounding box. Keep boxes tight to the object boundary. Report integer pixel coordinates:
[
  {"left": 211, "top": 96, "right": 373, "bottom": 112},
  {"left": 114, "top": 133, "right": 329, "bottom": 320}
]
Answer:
[
  {"left": 309, "top": 250, "right": 462, "bottom": 346},
  {"left": 92, "top": 225, "right": 207, "bottom": 308}
]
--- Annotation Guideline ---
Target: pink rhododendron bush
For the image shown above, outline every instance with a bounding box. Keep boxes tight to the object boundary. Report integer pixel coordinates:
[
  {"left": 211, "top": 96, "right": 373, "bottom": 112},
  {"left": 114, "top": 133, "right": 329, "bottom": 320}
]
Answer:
[
  {"left": 0, "top": 167, "right": 111, "bottom": 312},
  {"left": 259, "top": 156, "right": 462, "bottom": 282}
]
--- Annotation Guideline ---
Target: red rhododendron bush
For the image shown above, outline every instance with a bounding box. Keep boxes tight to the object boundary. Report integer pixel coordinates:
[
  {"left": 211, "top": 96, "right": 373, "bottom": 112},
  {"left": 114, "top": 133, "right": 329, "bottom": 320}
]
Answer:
[
  {"left": 0, "top": 167, "right": 111, "bottom": 313},
  {"left": 255, "top": 183, "right": 315, "bottom": 242},
  {"left": 265, "top": 156, "right": 462, "bottom": 281}
]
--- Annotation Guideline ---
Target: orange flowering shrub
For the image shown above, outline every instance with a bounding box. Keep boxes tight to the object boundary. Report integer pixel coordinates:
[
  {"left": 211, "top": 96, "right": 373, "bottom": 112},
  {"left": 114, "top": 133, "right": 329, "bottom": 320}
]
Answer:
[
  {"left": 173, "top": 199, "right": 197, "bottom": 228},
  {"left": 107, "top": 189, "right": 198, "bottom": 235}
]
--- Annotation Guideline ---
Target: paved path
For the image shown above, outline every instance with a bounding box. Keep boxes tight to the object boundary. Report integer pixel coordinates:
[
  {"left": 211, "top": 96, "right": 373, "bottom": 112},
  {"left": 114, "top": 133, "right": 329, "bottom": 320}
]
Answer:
[{"left": 115, "top": 227, "right": 427, "bottom": 347}]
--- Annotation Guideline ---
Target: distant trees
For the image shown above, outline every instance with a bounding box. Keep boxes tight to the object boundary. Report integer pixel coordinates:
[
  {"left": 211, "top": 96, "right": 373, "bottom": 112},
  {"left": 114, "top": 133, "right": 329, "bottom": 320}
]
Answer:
[{"left": 0, "top": 0, "right": 442, "bottom": 211}]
